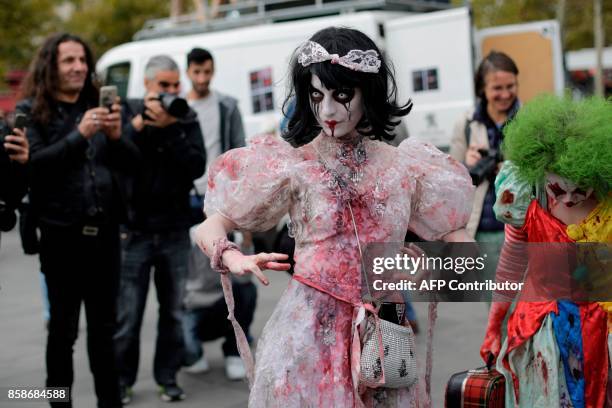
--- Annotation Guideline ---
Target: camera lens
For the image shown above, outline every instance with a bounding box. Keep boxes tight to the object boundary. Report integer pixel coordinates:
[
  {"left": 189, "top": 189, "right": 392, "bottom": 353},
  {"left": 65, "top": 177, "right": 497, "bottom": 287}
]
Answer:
[{"left": 159, "top": 93, "right": 189, "bottom": 118}]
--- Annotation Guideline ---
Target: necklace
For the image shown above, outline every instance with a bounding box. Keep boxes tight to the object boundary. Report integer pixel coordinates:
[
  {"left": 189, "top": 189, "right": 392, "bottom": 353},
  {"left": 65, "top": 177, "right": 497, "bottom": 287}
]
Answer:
[{"left": 315, "top": 137, "right": 368, "bottom": 186}]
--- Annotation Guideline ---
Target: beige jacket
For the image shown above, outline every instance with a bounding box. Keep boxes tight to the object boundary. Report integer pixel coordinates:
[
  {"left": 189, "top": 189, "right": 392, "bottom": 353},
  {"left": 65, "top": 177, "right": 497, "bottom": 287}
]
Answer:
[{"left": 449, "top": 109, "right": 490, "bottom": 238}]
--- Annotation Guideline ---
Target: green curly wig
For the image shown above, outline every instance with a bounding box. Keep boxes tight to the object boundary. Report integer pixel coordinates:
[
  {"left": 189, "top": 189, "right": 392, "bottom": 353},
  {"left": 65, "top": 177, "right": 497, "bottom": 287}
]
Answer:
[{"left": 502, "top": 94, "right": 611, "bottom": 198}]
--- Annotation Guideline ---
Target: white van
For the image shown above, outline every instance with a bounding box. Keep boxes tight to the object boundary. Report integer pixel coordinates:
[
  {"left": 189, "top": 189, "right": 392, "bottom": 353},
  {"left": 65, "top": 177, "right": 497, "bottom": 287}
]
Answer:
[{"left": 97, "top": 6, "right": 564, "bottom": 149}]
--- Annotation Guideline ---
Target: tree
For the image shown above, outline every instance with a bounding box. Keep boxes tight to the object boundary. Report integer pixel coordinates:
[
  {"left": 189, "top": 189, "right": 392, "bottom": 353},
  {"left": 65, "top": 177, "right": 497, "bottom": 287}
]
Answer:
[
  {"left": 457, "top": 0, "right": 611, "bottom": 51},
  {"left": 0, "top": 0, "right": 61, "bottom": 86},
  {"left": 0, "top": 0, "right": 170, "bottom": 88},
  {"left": 63, "top": 0, "right": 169, "bottom": 60}
]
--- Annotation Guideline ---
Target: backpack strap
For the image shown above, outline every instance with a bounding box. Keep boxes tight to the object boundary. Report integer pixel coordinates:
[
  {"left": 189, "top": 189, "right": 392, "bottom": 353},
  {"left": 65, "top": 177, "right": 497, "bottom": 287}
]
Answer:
[{"left": 464, "top": 116, "right": 473, "bottom": 147}]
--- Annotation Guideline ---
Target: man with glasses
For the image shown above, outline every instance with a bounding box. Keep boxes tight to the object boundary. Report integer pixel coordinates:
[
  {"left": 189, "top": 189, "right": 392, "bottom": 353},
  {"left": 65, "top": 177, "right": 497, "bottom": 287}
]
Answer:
[{"left": 115, "top": 55, "right": 206, "bottom": 404}]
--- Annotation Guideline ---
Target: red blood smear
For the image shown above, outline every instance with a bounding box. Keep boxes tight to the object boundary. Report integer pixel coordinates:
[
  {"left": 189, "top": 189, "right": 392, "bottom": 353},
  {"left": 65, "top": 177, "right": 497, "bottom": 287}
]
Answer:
[
  {"left": 325, "top": 120, "right": 337, "bottom": 138},
  {"left": 501, "top": 190, "right": 515, "bottom": 204},
  {"left": 538, "top": 351, "right": 549, "bottom": 386}
]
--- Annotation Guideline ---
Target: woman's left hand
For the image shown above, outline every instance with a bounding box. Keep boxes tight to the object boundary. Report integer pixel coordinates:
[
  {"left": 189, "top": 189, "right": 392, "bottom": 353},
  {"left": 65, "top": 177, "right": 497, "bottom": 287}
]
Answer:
[{"left": 223, "top": 250, "right": 291, "bottom": 285}]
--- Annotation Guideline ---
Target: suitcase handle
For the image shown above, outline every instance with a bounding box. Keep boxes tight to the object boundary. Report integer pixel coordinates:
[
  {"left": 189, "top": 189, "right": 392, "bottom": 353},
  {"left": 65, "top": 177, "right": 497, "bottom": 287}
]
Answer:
[
  {"left": 468, "top": 353, "right": 496, "bottom": 373},
  {"left": 486, "top": 352, "right": 495, "bottom": 371}
]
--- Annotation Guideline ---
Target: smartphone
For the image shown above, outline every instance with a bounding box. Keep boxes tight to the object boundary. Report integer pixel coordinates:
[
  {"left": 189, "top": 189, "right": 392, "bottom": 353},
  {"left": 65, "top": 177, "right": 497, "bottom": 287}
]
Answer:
[
  {"left": 3, "top": 114, "right": 26, "bottom": 154},
  {"left": 99, "top": 85, "right": 118, "bottom": 110},
  {"left": 14, "top": 113, "right": 27, "bottom": 130}
]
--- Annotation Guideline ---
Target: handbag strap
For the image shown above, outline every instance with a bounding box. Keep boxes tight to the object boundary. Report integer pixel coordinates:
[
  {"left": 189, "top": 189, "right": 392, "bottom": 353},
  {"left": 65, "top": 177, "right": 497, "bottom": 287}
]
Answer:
[
  {"left": 315, "top": 143, "right": 436, "bottom": 403},
  {"left": 347, "top": 203, "right": 376, "bottom": 304}
]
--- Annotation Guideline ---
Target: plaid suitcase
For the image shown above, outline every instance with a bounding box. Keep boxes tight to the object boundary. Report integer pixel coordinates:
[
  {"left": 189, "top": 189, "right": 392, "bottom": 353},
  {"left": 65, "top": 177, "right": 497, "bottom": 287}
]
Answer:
[{"left": 445, "top": 366, "right": 505, "bottom": 407}]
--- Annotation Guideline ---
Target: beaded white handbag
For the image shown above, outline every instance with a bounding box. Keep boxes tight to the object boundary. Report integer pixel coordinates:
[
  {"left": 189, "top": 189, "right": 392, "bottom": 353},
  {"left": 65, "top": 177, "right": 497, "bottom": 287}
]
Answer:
[
  {"left": 313, "top": 144, "right": 418, "bottom": 389},
  {"left": 359, "top": 312, "right": 418, "bottom": 388},
  {"left": 346, "top": 204, "right": 418, "bottom": 389}
]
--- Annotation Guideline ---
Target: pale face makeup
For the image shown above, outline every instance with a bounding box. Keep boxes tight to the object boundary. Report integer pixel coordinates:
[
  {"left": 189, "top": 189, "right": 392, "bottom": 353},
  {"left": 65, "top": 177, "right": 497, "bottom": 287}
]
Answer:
[
  {"left": 309, "top": 74, "right": 363, "bottom": 140},
  {"left": 545, "top": 173, "right": 593, "bottom": 208}
]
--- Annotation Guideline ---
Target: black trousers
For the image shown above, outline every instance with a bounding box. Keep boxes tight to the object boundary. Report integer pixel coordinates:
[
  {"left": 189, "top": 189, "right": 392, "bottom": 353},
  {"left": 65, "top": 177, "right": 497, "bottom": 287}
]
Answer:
[{"left": 40, "top": 224, "right": 122, "bottom": 408}]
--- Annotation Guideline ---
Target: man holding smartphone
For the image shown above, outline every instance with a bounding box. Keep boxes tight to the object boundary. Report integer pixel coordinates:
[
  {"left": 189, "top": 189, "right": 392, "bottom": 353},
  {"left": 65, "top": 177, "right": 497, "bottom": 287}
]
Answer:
[
  {"left": 115, "top": 55, "right": 205, "bottom": 404},
  {"left": 0, "top": 115, "right": 29, "bottom": 241},
  {"left": 16, "top": 33, "right": 140, "bottom": 408}
]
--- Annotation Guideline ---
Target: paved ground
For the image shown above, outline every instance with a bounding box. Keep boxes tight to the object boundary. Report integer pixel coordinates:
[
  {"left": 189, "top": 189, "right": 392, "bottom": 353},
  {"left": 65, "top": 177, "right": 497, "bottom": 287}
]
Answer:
[{"left": 0, "top": 229, "right": 489, "bottom": 407}]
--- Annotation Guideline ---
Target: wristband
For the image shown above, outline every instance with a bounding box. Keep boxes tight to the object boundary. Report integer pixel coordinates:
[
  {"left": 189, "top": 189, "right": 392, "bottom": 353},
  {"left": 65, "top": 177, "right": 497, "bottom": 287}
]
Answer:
[{"left": 211, "top": 237, "right": 240, "bottom": 273}]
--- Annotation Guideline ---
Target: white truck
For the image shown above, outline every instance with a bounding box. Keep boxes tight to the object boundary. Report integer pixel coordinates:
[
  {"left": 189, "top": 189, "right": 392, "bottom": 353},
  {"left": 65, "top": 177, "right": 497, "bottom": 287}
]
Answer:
[{"left": 97, "top": 3, "right": 564, "bottom": 150}]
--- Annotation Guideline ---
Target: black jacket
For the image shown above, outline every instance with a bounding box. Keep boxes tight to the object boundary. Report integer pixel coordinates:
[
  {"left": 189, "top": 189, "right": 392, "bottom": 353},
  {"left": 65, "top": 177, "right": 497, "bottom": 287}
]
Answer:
[
  {"left": 121, "top": 99, "right": 206, "bottom": 232},
  {"left": 16, "top": 98, "right": 140, "bottom": 229},
  {"left": 0, "top": 121, "right": 27, "bottom": 231}
]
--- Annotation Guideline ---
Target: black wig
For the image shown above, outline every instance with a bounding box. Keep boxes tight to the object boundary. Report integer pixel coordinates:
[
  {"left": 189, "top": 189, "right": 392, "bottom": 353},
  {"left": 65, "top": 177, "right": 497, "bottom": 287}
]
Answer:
[{"left": 282, "top": 27, "right": 412, "bottom": 147}]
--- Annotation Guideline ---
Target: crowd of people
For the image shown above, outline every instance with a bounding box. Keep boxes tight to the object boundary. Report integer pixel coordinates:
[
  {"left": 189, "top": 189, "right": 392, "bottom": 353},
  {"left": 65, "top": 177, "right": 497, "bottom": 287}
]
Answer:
[
  {"left": 0, "top": 23, "right": 610, "bottom": 408},
  {"left": 1, "top": 32, "right": 257, "bottom": 407}
]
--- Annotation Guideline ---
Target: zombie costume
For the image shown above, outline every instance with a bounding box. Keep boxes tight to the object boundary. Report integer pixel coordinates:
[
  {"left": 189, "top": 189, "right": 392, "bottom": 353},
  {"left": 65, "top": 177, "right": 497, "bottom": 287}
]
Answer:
[
  {"left": 485, "top": 96, "right": 612, "bottom": 407},
  {"left": 205, "top": 132, "right": 473, "bottom": 407}
]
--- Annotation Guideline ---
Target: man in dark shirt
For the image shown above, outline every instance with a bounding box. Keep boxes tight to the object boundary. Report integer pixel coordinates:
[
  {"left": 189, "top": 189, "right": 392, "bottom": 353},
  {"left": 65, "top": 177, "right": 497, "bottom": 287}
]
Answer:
[
  {"left": 114, "top": 55, "right": 205, "bottom": 404},
  {"left": 17, "top": 33, "right": 139, "bottom": 408}
]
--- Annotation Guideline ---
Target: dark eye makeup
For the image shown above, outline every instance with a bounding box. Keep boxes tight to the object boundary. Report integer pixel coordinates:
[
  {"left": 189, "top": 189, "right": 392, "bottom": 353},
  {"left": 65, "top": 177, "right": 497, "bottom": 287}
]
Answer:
[
  {"left": 309, "top": 86, "right": 324, "bottom": 103},
  {"left": 333, "top": 88, "right": 355, "bottom": 103},
  {"left": 309, "top": 85, "right": 355, "bottom": 104},
  {"left": 572, "top": 188, "right": 587, "bottom": 196},
  {"left": 548, "top": 182, "right": 589, "bottom": 198},
  {"left": 547, "top": 182, "right": 567, "bottom": 197}
]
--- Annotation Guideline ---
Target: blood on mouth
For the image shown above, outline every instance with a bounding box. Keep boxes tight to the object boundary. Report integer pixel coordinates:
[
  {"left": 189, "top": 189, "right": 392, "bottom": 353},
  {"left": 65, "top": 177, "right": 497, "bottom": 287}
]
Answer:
[{"left": 325, "top": 120, "right": 337, "bottom": 138}]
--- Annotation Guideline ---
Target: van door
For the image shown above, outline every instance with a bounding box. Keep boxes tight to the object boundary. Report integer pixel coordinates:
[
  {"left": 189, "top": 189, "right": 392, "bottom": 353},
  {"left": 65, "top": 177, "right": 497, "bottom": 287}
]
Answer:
[
  {"left": 383, "top": 7, "right": 474, "bottom": 150},
  {"left": 475, "top": 20, "right": 564, "bottom": 102}
]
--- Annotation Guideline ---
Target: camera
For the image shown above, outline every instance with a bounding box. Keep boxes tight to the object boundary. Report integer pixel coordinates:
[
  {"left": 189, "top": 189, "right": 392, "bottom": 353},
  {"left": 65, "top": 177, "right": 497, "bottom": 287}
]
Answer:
[
  {"left": 142, "top": 93, "right": 189, "bottom": 120},
  {"left": 469, "top": 148, "right": 501, "bottom": 185}
]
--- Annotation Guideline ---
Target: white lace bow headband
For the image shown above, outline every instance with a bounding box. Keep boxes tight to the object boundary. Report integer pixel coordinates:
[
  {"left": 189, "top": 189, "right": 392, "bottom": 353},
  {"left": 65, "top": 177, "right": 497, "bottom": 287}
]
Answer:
[{"left": 297, "top": 41, "right": 381, "bottom": 73}]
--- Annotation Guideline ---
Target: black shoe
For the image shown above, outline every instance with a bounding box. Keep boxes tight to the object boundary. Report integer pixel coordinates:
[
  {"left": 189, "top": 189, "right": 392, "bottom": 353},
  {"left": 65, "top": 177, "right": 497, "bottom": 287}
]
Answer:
[
  {"left": 120, "top": 386, "right": 133, "bottom": 405},
  {"left": 159, "top": 383, "right": 185, "bottom": 402}
]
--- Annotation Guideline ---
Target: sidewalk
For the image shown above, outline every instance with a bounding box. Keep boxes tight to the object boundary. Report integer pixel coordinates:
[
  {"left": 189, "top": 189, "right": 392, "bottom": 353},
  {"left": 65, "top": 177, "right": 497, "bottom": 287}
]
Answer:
[{"left": 0, "top": 229, "right": 488, "bottom": 407}]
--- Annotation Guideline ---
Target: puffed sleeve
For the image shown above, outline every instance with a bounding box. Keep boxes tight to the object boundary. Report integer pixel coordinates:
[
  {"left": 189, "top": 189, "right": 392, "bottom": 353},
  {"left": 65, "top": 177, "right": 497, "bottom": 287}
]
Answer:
[
  {"left": 399, "top": 138, "right": 475, "bottom": 240},
  {"left": 493, "top": 161, "right": 533, "bottom": 228},
  {"left": 204, "top": 133, "right": 294, "bottom": 231}
]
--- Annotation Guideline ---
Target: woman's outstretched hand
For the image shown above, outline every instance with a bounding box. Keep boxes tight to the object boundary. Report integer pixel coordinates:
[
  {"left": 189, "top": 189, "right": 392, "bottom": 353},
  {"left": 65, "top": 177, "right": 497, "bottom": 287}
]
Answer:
[{"left": 222, "top": 250, "right": 290, "bottom": 285}]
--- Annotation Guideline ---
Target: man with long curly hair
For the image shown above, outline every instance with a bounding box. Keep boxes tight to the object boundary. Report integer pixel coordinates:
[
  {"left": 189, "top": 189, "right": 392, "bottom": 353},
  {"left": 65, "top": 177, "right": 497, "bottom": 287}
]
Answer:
[{"left": 17, "top": 33, "right": 140, "bottom": 408}]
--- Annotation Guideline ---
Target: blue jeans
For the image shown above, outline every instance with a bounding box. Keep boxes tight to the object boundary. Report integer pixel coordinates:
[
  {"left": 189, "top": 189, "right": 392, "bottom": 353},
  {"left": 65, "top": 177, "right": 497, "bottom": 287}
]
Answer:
[
  {"left": 40, "top": 272, "right": 50, "bottom": 322},
  {"left": 114, "top": 228, "right": 189, "bottom": 387},
  {"left": 182, "top": 282, "right": 257, "bottom": 365}
]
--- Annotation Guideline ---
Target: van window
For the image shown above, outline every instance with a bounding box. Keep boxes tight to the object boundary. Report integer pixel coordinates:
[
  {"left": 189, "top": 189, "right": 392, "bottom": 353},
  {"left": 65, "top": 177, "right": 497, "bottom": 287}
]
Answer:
[
  {"left": 412, "top": 68, "right": 439, "bottom": 92},
  {"left": 105, "top": 62, "right": 130, "bottom": 99},
  {"left": 250, "top": 67, "right": 274, "bottom": 114}
]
